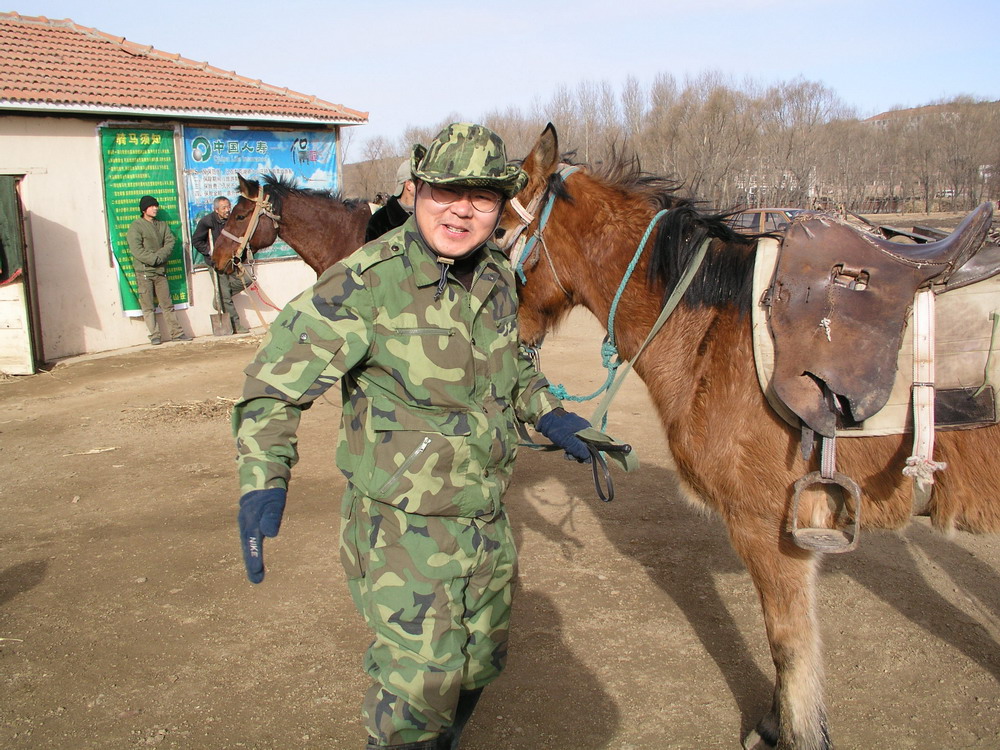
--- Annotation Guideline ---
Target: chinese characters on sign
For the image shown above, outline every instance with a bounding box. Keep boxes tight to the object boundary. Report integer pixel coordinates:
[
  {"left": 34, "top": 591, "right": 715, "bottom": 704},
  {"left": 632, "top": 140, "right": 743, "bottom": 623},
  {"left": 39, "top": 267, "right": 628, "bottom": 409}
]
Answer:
[
  {"left": 100, "top": 127, "right": 188, "bottom": 315},
  {"left": 183, "top": 127, "right": 339, "bottom": 265}
]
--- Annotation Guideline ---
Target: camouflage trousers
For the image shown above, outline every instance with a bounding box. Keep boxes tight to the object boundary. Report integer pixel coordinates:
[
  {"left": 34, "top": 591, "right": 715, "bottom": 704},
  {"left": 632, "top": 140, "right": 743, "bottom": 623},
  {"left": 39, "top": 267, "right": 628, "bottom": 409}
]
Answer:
[{"left": 340, "top": 490, "right": 517, "bottom": 746}]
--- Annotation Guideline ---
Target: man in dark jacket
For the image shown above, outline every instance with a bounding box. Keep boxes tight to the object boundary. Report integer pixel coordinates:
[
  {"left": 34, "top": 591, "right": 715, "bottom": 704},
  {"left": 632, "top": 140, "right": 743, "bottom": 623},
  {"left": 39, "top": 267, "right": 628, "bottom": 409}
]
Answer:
[
  {"left": 127, "top": 195, "right": 189, "bottom": 345},
  {"left": 364, "top": 160, "right": 415, "bottom": 242},
  {"left": 192, "top": 196, "right": 249, "bottom": 334}
]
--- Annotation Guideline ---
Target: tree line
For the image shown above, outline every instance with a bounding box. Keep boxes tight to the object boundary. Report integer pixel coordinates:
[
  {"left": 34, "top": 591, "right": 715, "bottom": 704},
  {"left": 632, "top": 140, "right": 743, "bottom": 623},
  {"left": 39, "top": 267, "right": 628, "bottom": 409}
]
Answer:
[{"left": 347, "top": 73, "right": 999, "bottom": 214}]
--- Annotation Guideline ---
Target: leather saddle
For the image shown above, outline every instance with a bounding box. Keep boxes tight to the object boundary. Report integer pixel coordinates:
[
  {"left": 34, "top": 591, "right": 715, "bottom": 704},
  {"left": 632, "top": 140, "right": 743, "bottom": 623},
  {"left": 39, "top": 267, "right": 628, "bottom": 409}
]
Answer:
[{"left": 766, "top": 203, "right": 995, "bottom": 438}]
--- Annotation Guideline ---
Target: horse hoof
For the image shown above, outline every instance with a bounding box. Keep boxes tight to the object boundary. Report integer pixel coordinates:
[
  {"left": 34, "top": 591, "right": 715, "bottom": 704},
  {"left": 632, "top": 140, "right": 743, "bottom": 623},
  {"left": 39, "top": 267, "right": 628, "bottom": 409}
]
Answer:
[{"left": 743, "top": 726, "right": 777, "bottom": 749}]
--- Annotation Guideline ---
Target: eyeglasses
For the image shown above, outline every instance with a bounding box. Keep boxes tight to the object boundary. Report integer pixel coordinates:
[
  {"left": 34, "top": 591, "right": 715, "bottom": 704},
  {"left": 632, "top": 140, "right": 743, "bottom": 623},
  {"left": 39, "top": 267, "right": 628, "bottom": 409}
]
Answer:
[{"left": 426, "top": 184, "right": 502, "bottom": 213}]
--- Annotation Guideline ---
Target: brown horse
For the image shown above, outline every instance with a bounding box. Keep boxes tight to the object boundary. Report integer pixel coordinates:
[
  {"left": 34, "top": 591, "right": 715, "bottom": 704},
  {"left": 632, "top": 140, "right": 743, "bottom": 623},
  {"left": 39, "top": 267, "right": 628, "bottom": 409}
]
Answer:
[
  {"left": 211, "top": 173, "right": 370, "bottom": 276},
  {"left": 502, "top": 125, "right": 1000, "bottom": 750}
]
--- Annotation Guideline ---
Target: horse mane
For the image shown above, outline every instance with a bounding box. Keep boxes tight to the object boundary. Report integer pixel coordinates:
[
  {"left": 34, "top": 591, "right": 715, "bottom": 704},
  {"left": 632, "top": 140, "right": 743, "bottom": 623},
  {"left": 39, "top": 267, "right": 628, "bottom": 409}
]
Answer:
[
  {"left": 257, "top": 173, "right": 369, "bottom": 214},
  {"left": 651, "top": 205, "right": 758, "bottom": 316},
  {"left": 554, "top": 150, "right": 759, "bottom": 316}
]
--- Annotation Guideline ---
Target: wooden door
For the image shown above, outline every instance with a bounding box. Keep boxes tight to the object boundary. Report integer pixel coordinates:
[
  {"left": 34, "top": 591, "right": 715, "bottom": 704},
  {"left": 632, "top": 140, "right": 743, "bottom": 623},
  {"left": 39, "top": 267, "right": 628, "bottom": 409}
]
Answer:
[{"left": 0, "top": 175, "right": 36, "bottom": 375}]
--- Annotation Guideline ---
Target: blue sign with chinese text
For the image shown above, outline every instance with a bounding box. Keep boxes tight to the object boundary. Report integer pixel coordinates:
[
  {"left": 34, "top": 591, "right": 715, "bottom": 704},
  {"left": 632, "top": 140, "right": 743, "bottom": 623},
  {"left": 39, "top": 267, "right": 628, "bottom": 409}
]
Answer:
[{"left": 182, "top": 127, "right": 339, "bottom": 264}]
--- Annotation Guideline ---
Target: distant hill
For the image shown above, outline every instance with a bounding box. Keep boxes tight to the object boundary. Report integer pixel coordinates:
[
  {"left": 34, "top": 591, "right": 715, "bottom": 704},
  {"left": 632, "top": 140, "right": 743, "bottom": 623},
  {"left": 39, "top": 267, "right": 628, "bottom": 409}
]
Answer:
[{"left": 342, "top": 156, "right": 406, "bottom": 201}]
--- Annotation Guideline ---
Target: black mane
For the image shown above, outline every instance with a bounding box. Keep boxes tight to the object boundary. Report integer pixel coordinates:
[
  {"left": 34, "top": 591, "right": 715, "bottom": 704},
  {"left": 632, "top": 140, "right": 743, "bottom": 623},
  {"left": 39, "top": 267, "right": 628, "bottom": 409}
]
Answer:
[
  {"left": 258, "top": 173, "right": 369, "bottom": 213},
  {"left": 651, "top": 205, "right": 758, "bottom": 316},
  {"left": 554, "top": 152, "right": 758, "bottom": 315}
]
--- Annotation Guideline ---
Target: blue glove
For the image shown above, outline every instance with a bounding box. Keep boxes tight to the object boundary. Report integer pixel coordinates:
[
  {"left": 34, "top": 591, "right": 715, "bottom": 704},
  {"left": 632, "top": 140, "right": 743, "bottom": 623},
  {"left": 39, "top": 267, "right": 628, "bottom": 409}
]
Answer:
[
  {"left": 237, "top": 488, "right": 287, "bottom": 583},
  {"left": 536, "top": 409, "right": 592, "bottom": 463}
]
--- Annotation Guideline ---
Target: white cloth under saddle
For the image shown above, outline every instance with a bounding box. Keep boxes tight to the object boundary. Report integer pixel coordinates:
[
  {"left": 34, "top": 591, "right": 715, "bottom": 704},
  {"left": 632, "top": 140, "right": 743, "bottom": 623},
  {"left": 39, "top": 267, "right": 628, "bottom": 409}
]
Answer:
[{"left": 752, "top": 237, "right": 1000, "bottom": 437}]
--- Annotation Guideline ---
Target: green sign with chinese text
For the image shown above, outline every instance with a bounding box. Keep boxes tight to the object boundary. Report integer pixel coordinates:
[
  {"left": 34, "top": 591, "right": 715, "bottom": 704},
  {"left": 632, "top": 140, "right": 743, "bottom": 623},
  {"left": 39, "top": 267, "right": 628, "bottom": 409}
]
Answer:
[{"left": 100, "top": 127, "right": 188, "bottom": 315}]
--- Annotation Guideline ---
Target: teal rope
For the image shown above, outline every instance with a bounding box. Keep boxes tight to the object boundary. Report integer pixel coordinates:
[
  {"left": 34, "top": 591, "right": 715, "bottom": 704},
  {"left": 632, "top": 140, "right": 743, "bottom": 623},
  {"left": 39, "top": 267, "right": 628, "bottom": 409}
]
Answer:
[
  {"left": 548, "top": 210, "right": 667, "bottom": 407},
  {"left": 549, "top": 338, "right": 620, "bottom": 402},
  {"left": 607, "top": 210, "right": 668, "bottom": 349}
]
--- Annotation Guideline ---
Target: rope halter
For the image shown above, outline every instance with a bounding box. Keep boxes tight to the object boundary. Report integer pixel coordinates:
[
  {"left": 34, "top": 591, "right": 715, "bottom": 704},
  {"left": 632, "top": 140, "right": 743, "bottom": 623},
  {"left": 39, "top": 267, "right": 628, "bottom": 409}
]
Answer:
[
  {"left": 218, "top": 187, "right": 281, "bottom": 272},
  {"left": 502, "top": 165, "right": 580, "bottom": 292}
]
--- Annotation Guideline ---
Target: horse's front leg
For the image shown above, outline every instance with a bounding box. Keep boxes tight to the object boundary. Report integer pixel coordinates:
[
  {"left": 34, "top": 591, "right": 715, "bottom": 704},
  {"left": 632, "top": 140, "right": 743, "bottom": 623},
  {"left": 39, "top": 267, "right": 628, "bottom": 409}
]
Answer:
[{"left": 728, "top": 518, "right": 831, "bottom": 750}]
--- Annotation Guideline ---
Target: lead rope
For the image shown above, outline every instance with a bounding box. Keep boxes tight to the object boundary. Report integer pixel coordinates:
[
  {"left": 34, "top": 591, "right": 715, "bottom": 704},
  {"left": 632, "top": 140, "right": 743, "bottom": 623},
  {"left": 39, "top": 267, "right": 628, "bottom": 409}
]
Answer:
[
  {"left": 236, "top": 262, "right": 270, "bottom": 330},
  {"left": 588, "top": 236, "right": 711, "bottom": 430},
  {"left": 548, "top": 209, "right": 668, "bottom": 412}
]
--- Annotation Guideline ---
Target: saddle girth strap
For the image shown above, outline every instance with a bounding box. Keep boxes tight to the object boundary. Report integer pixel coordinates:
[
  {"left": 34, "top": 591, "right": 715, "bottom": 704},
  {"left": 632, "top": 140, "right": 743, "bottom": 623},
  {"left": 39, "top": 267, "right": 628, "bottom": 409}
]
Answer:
[{"left": 904, "top": 289, "right": 946, "bottom": 513}]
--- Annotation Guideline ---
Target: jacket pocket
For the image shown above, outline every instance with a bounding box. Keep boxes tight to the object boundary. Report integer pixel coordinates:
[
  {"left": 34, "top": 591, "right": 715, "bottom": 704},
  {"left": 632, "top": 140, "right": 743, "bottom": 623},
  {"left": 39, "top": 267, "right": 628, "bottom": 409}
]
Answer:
[
  {"left": 364, "top": 395, "right": 476, "bottom": 516},
  {"left": 378, "top": 324, "right": 473, "bottom": 406},
  {"left": 338, "top": 490, "right": 365, "bottom": 580},
  {"left": 392, "top": 326, "right": 456, "bottom": 337}
]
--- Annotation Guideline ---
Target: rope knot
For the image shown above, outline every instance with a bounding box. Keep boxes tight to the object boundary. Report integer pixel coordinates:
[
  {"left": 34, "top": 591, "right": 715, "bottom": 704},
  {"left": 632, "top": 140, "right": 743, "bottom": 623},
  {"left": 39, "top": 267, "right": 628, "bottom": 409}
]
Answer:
[
  {"left": 902, "top": 455, "right": 948, "bottom": 487},
  {"left": 600, "top": 339, "right": 621, "bottom": 370},
  {"left": 549, "top": 384, "right": 571, "bottom": 400}
]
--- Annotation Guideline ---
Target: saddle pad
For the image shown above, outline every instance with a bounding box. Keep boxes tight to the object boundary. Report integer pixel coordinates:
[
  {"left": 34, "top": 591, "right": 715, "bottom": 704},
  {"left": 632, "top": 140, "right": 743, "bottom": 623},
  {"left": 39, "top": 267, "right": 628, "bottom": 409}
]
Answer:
[{"left": 752, "top": 237, "right": 1000, "bottom": 437}]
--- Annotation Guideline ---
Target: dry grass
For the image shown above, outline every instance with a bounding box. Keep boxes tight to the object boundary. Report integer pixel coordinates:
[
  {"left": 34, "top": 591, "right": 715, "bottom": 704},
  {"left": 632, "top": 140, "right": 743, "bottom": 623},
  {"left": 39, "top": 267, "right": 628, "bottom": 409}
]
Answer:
[{"left": 121, "top": 397, "right": 237, "bottom": 424}]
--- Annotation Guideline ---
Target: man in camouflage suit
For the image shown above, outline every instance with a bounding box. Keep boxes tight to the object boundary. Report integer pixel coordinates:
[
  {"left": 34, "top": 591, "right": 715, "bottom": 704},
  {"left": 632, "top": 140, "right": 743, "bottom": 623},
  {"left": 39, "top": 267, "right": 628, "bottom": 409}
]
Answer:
[{"left": 234, "top": 123, "right": 592, "bottom": 749}]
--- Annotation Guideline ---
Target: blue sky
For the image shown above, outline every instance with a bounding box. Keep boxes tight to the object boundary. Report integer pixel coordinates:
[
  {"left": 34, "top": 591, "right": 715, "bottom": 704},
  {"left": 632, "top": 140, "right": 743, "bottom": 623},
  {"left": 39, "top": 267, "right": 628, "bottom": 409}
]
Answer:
[{"left": 9, "top": 0, "right": 999, "bottom": 160}]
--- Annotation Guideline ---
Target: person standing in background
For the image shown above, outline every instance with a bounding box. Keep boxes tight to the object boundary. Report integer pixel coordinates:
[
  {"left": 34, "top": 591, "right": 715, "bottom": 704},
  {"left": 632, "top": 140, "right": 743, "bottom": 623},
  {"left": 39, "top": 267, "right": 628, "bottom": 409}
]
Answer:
[
  {"left": 365, "top": 160, "right": 416, "bottom": 242},
  {"left": 192, "top": 196, "right": 249, "bottom": 334},
  {"left": 127, "top": 195, "right": 189, "bottom": 345}
]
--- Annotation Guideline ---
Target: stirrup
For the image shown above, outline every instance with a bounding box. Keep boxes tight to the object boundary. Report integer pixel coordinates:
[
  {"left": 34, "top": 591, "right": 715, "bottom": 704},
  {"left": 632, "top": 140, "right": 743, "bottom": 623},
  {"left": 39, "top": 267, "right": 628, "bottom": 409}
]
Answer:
[{"left": 789, "top": 470, "right": 861, "bottom": 553}]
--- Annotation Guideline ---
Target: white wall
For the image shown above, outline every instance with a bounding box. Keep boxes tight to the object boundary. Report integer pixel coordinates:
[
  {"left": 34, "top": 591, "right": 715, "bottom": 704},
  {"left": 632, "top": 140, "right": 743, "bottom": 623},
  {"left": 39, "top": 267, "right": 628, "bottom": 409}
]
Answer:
[
  {"left": 188, "top": 260, "right": 317, "bottom": 336},
  {"left": 0, "top": 115, "right": 319, "bottom": 362}
]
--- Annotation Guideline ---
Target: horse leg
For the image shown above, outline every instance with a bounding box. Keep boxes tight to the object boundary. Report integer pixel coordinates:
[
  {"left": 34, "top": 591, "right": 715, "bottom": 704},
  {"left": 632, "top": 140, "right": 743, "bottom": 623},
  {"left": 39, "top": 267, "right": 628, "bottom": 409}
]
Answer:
[{"left": 728, "top": 519, "right": 831, "bottom": 750}]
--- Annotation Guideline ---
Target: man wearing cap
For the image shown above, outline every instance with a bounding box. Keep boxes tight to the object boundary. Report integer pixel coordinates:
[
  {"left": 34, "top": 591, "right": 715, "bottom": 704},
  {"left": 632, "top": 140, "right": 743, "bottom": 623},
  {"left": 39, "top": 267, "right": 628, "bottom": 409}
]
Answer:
[
  {"left": 365, "top": 159, "right": 416, "bottom": 242},
  {"left": 232, "top": 123, "right": 592, "bottom": 749},
  {"left": 126, "top": 196, "right": 190, "bottom": 345}
]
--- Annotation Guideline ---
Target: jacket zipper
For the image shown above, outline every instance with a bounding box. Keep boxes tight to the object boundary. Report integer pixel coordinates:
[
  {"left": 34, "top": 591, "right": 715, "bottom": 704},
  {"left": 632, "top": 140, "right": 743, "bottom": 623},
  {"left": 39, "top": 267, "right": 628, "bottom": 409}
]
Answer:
[
  {"left": 376, "top": 436, "right": 433, "bottom": 496},
  {"left": 395, "top": 327, "right": 455, "bottom": 336}
]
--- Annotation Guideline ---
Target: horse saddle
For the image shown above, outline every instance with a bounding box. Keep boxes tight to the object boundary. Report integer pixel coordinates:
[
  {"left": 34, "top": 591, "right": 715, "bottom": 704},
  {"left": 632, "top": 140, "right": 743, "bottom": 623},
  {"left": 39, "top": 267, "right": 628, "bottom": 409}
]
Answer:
[{"left": 760, "top": 204, "right": 995, "bottom": 438}]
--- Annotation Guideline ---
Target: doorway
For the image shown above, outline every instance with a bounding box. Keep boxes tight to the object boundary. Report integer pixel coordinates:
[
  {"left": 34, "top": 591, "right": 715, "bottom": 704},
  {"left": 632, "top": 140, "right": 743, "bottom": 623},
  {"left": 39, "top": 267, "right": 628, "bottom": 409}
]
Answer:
[{"left": 0, "top": 175, "right": 39, "bottom": 374}]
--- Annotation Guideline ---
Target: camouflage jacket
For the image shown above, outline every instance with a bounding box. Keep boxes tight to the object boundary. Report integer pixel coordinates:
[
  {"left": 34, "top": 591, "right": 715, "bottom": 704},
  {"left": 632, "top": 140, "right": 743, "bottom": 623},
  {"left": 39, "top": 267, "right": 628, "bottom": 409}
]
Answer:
[{"left": 234, "top": 217, "right": 561, "bottom": 517}]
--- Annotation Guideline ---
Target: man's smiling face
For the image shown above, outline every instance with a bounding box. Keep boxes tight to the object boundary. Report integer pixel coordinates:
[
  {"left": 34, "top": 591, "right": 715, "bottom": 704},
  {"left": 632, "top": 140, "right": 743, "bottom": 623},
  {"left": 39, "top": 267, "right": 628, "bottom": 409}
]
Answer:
[{"left": 413, "top": 181, "right": 500, "bottom": 259}]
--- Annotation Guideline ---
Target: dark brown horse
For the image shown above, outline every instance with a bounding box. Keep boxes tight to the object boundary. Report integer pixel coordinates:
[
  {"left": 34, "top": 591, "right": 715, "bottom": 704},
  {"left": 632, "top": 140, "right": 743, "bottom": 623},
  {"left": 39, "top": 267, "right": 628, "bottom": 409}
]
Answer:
[
  {"left": 502, "top": 125, "right": 999, "bottom": 750},
  {"left": 211, "top": 173, "right": 370, "bottom": 276}
]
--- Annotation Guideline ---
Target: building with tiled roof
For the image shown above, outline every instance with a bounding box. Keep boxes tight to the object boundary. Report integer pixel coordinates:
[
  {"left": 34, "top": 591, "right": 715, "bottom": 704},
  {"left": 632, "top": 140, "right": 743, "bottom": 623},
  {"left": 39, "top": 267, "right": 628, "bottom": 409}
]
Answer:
[
  {"left": 0, "top": 12, "right": 367, "bottom": 125},
  {"left": 0, "top": 12, "right": 368, "bottom": 369}
]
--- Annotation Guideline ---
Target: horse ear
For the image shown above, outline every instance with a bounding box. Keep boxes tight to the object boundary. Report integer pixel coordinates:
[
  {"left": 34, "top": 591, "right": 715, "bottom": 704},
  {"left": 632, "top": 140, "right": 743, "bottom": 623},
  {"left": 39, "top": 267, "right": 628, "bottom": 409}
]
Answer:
[
  {"left": 524, "top": 124, "right": 560, "bottom": 181},
  {"left": 237, "top": 173, "right": 250, "bottom": 198}
]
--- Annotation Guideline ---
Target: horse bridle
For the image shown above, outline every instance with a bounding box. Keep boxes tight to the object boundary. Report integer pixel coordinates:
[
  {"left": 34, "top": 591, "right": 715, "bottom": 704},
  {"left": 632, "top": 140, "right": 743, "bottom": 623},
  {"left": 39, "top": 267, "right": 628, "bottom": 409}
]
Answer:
[
  {"left": 503, "top": 164, "right": 638, "bottom": 501},
  {"left": 218, "top": 188, "right": 281, "bottom": 273},
  {"left": 502, "top": 165, "right": 580, "bottom": 296}
]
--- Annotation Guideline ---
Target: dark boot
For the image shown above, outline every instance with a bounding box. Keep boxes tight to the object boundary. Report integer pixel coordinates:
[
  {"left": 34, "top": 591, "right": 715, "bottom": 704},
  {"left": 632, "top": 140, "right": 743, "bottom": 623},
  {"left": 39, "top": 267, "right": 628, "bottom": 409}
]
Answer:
[
  {"left": 366, "top": 688, "right": 485, "bottom": 750},
  {"left": 437, "top": 688, "right": 484, "bottom": 750}
]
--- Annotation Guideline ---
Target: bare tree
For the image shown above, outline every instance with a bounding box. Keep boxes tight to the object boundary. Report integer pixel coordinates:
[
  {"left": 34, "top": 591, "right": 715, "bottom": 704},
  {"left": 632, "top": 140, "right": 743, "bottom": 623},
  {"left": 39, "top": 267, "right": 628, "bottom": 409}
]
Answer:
[
  {"left": 344, "top": 73, "right": 998, "bottom": 214},
  {"left": 758, "top": 79, "right": 848, "bottom": 206}
]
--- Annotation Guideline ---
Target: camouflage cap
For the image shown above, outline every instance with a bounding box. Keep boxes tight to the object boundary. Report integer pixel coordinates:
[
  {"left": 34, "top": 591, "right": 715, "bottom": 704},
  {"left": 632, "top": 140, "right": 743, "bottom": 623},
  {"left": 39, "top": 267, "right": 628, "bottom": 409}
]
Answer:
[{"left": 411, "top": 123, "right": 528, "bottom": 198}]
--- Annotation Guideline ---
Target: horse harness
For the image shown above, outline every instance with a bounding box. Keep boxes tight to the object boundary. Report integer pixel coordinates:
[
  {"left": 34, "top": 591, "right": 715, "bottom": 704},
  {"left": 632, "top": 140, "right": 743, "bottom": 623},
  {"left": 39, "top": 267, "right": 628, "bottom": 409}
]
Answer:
[
  {"left": 505, "top": 166, "right": 712, "bottom": 503},
  {"left": 506, "top": 165, "right": 580, "bottom": 295},
  {"left": 219, "top": 187, "right": 281, "bottom": 274}
]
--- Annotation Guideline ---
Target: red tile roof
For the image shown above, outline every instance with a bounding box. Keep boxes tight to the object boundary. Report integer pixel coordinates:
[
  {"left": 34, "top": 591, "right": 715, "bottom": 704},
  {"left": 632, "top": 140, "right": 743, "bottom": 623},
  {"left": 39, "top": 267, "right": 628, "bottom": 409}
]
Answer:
[{"left": 0, "top": 12, "right": 368, "bottom": 126}]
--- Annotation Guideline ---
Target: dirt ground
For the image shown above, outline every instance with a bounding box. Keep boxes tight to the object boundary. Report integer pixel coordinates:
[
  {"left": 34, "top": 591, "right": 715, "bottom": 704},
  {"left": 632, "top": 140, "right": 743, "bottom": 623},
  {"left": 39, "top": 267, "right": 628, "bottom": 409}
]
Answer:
[{"left": 3, "top": 222, "right": 1000, "bottom": 748}]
